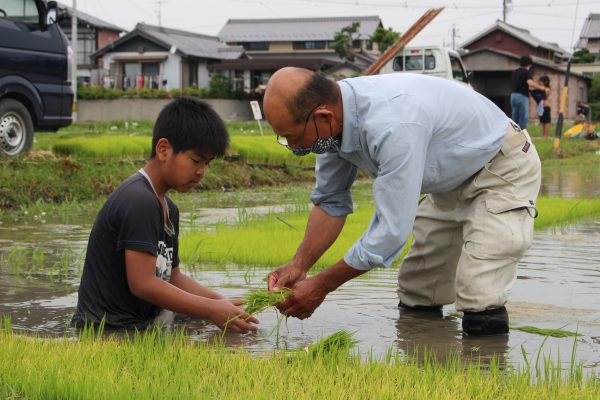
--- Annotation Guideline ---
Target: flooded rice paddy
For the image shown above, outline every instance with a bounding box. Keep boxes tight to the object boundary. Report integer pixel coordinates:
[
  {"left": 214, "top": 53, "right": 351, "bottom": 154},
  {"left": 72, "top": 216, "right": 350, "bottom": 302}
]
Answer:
[{"left": 1, "top": 165, "right": 599, "bottom": 377}]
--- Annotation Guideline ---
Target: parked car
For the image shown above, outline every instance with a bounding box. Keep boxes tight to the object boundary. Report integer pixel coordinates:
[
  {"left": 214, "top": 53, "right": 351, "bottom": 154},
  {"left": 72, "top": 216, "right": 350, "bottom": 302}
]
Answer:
[
  {"left": 379, "top": 46, "right": 471, "bottom": 86},
  {"left": 0, "top": 0, "right": 73, "bottom": 157}
]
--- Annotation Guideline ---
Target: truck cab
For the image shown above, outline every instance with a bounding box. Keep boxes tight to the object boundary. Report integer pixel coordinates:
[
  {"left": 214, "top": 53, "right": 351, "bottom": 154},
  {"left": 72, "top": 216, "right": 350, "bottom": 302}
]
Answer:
[
  {"left": 0, "top": 0, "right": 73, "bottom": 157},
  {"left": 379, "top": 46, "right": 470, "bottom": 87}
]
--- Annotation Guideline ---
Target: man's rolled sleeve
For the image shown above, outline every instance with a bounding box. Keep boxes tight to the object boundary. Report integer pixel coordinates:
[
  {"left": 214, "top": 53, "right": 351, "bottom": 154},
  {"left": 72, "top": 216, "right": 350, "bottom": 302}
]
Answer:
[
  {"left": 310, "top": 152, "right": 357, "bottom": 217},
  {"left": 344, "top": 123, "right": 430, "bottom": 271}
]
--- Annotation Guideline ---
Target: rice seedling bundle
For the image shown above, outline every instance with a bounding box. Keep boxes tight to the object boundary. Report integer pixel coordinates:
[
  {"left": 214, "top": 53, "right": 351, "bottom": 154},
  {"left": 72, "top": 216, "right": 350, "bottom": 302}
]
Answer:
[
  {"left": 306, "top": 330, "right": 359, "bottom": 356},
  {"left": 243, "top": 288, "right": 292, "bottom": 315},
  {"left": 512, "top": 325, "right": 581, "bottom": 338}
]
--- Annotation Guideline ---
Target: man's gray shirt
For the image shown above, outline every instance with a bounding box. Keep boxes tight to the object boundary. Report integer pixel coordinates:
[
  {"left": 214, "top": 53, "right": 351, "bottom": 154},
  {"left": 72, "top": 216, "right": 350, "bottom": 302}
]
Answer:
[{"left": 310, "top": 73, "right": 509, "bottom": 271}]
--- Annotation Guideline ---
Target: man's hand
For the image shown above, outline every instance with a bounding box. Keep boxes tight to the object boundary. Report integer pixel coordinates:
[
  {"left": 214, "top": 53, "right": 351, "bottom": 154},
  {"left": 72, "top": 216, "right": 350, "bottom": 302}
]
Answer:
[
  {"left": 276, "top": 275, "right": 328, "bottom": 319},
  {"left": 267, "top": 262, "right": 307, "bottom": 291},
  {"left": 207, "top": 298, "right": 259, "bottom": 334}
]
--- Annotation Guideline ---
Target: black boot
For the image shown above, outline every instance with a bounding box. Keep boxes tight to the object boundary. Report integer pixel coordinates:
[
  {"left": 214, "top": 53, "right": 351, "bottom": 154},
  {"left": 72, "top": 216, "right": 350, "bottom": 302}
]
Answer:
[
  {"left": 398, "top": 301, "right": 443, "bottom": 313},
  {"left": 462, "top": 307, "right": 509, "bottom": 336}
]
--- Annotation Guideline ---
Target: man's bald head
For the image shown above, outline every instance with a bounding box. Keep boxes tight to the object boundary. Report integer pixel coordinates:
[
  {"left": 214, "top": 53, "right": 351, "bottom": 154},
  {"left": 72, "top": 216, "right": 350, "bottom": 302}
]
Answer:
[{"left": 264, "top": 67, "right": 340, "bottom": 126}]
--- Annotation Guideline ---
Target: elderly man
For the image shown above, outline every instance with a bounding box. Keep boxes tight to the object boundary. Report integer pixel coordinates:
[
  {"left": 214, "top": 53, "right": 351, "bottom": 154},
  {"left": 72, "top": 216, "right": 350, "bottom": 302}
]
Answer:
[{"left": 264, "top": 67, "right": 540, "bottom": 335}]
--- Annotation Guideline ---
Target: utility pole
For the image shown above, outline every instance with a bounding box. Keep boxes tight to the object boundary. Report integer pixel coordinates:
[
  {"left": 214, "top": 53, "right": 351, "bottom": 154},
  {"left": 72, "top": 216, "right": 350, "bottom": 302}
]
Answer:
[
  {"left": 71, "top": 0, "right": 77, "bottom": 122},
  {"left": 503, "top": 0, "right": 512, "bottom": 22},
  {"left": 450, "top": 25, "right": 459, "bottom": 50},
  {"left": 154, "top": 0, "right": 166, "bottom": 27}
]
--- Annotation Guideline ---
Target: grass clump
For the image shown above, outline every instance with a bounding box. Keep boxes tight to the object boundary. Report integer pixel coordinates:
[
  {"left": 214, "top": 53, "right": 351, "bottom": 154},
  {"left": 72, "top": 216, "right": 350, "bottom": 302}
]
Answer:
[
  {"left": 306, "top": 330, "right": 359, "bottom": 356},
  {"left": 512, "top": 326, "right": 581, "bottom": 338},
  {"left": 243, "top": 288, "right": 292, "bottom": 315}
]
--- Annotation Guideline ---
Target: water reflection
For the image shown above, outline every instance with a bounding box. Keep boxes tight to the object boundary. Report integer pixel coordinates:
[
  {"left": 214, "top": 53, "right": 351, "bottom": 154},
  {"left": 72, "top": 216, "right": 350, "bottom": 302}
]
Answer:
[{"left": 541, "top": 165, "right": 600, "bottom": 198}]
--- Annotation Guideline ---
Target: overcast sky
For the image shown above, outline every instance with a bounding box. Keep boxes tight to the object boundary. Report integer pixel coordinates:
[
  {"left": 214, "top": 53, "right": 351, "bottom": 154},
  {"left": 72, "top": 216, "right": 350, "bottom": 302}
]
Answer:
[{"left": 67, "top": 0, "right": 598, "bottom": 53}]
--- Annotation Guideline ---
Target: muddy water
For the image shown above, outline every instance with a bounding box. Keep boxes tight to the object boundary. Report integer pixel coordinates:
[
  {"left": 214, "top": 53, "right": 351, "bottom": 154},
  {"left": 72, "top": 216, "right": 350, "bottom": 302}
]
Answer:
[{"left": 1, "top": 168, "right": 599, "bottom": 376}]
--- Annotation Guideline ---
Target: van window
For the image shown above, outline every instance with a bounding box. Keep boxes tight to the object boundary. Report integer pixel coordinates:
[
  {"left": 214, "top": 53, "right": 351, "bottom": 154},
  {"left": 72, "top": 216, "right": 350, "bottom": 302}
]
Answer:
[
  {"left": 450, "top": 56, "right": 468, "bottom": 83},
  {"left": 0, "top": 0, "right": 39, "bottom": 24},
  {"left": 392, "top": 54, "right": 436, "bottom": 72}
]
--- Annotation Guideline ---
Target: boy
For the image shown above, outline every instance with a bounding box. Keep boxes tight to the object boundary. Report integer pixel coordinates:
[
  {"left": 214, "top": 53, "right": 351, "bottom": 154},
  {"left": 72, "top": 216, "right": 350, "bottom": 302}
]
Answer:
[{"left": 72, "top": 97, "right": 258, "bottom": 333}]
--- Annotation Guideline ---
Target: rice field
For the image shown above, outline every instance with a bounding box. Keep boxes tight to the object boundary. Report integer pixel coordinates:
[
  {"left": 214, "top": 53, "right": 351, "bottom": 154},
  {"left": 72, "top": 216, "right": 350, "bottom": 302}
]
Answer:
[
  {"left": 0, "top": 319, "right": 597, "bottom": 399},
  {"left": 51, "top": 133, "right": 316, "bottom": 167},
  {"left": 178, "top": 196, "right": 600, "bottom": 269}
]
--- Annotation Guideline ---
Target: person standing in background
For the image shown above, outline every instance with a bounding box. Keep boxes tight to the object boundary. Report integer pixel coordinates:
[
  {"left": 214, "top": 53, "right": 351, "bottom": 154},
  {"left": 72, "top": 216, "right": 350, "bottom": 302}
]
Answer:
[
  {"left": 538, "top": 76, "right": 552, "bottom": 138},
  {"left": 510, "top": 56, "right": 546, "bottom": 130}
]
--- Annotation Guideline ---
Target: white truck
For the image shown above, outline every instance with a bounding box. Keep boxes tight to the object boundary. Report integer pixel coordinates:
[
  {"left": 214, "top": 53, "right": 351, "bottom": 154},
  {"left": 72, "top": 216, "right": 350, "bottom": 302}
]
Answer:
[{"left": 379, "top": 46, "right": 470, "bottom": 86}]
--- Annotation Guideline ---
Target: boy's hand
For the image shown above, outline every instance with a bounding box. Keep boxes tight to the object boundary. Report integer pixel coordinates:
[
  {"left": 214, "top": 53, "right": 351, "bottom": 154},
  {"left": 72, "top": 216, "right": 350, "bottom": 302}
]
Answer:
[{"left": 208, "top": 298, "right": 258, "bottom": 334}]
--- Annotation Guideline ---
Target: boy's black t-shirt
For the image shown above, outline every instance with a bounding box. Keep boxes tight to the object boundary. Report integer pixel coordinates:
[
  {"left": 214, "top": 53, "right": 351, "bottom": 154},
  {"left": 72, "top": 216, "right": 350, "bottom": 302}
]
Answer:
[
  {"left": 72, "top": 172, "right": 180, "bottom": 329},
  {"left": 511, "top": 67, "right": 533, "bottom": 96}
]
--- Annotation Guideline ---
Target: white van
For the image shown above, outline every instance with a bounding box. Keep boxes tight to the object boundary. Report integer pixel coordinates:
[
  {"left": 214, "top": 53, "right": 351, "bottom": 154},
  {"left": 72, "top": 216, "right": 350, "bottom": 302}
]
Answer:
[{"left": 379, "top": 46, "right": 470, "bottom": 86}]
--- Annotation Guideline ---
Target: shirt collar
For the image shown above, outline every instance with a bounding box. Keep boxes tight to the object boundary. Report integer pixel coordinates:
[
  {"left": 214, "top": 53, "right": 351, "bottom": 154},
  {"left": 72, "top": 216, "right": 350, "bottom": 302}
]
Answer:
[{"left": 338, "top": 80, "right": 362, "bottom": 153}]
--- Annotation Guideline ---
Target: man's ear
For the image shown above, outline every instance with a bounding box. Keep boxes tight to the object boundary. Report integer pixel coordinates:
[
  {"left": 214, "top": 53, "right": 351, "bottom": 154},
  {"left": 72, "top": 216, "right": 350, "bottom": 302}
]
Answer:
[
  {"left": 155, "top": 138, "right": 173, "bottom": 161},
  {"left": 314, "top": 106, "right": 334, "bottom": 122}
]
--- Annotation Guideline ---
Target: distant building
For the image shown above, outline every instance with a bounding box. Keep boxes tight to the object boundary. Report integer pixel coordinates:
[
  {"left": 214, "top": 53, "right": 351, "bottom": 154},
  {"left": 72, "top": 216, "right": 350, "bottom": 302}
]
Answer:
[
  {"left": 214, "top": 16, "right": 383, "bottom": 93},
  {"left": 460, "top": 20, "right": 589, "bottom": 121},
  {"left": 572, "top": 13, "right": 600, "bottom": 78},
  {"left": 56, "top": 3, "right": 125, "bottom": 84},
  {"left": 92, "top": 23, "right": 244, "bottom": 91},
  {"left": 575, "top": 13, "right": 600, "bottom": 55}
]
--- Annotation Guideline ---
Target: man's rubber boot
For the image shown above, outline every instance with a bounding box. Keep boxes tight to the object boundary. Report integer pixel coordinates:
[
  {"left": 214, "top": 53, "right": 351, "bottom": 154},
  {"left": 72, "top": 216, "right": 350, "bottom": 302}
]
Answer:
[
  {"left": 462, "top": 307, "right": 509, "bottom": 336},
  {"left": 398, "top": 301, "right": 443, "bottom": 313}
]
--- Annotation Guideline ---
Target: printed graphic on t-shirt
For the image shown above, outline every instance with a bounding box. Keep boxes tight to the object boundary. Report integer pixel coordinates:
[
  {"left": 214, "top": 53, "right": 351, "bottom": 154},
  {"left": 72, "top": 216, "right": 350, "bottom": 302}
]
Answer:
[{"left": 156, "top": 241, "right": 173, "bottom": 281}]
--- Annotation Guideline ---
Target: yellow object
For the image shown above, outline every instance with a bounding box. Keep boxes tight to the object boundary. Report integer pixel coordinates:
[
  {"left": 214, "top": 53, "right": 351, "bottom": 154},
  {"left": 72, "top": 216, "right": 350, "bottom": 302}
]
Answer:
[{"left": 563, "top": 122, "right": 597, "bottom": 139}]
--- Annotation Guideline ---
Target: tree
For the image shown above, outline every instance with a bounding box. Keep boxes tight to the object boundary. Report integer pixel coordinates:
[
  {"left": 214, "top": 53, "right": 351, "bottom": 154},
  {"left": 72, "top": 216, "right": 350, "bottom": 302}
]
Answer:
[
  {"left": 572, "top": 48, "right": 596, "bottom": 64},
  {"left": 370, "top": 26, "right": 401, "bottom": 53},
  {"left": 332, "top": 22, "right": 361, "bottom": 61}
]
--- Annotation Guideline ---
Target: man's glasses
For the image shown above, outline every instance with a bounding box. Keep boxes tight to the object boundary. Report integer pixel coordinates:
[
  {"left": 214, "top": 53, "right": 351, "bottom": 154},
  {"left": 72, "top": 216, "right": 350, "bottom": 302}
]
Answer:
[{"left": 276, "top": 103, "right": 321, "bottom": 149}]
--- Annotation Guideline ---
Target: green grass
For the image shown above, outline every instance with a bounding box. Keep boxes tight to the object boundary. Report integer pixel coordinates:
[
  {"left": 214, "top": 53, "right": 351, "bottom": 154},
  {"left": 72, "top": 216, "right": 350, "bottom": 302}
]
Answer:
[
  {"left": 0, "top": 320, "right": 597, "bottom": 399},
  {"left": 512, "top": 326, "right": 581, "bottom": 338},
  {"left": 179, "top": 196, "right": 600, "bottom": 269}
]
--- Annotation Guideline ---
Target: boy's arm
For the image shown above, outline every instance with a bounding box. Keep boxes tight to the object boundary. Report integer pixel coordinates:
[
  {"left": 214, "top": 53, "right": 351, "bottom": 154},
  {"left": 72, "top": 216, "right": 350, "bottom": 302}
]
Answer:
[
  {"left": 125, "top": 250, "right": 257, "bottom": 333},
  {"left": 170, "top": 266, "right": 224, "bottom": 300}
]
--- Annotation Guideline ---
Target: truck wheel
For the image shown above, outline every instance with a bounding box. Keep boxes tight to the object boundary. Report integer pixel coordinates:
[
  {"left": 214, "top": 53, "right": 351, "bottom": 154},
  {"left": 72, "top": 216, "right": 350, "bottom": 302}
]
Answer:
[{"left": 0, "top": 99, "right": 34, "bottom": 157}]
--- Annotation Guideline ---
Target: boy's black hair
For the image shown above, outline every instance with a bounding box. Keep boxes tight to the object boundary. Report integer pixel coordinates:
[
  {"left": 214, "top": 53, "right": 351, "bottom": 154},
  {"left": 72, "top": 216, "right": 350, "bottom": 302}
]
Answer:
[
  {"left": 151, "top": 97, "right": 229, "bottom": 158},
  {"left": 519, "top": 55, "right": 533, "bottom": 67},
  {"left": 540, "top": 75, "right": 550, "bottom": 86}
]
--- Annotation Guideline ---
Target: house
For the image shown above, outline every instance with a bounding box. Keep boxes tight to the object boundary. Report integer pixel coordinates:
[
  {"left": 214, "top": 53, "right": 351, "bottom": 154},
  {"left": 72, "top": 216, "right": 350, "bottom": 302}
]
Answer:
[
  {"left": 213, "top": 16, "right": 383, "bottom": 93},
  {"left": 56, "top": 3, "right": 125, "bottom": 85},
  {"left": 572, "top": 13, "right": 600, "bottom": 78},
  {"left": 459, "top": 20, "right": 589, "bottom": 121},
  {"left": 92, "top": 23, "right": 244, "bottom": 91}
]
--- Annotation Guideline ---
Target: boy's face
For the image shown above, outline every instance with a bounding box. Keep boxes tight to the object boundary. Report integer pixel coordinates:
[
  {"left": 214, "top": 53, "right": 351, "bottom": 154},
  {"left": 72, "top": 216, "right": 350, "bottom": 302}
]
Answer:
[{"left": 165, "top": 149, "right": 213, "bottom": 193}]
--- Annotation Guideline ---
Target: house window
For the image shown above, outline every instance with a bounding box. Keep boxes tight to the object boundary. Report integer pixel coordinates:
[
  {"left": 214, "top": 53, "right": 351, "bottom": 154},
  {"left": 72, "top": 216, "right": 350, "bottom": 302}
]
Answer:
[
  {"left": 242, "top": 42, "right": 269, "bottom": 51},
  {"left": 366, "top": 40, "right": 373, "bottom": 51},
  {"left": 352, "top": 39, "right": 361, "bottom": 49},
  {"left": 293, "top": 41, "right": 326, "bottom": 50}
]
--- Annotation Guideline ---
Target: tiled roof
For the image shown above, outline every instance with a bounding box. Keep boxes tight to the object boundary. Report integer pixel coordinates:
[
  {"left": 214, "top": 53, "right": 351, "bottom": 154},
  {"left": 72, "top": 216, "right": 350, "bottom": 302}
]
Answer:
[{"left": 218, "top": 16, "right": 382, "bottom": 42}]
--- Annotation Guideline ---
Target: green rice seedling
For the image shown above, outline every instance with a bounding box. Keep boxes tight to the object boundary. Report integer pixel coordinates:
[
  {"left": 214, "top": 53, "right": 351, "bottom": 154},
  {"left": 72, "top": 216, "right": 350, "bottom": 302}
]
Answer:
[
  {"left": 535, "top": 197, "right": 600, "bottom": 230},
  {"left": 229, "top": 136, "right": 316, "bottom": 167},
  {"left": 243, "top": 288, "right": 292, "bottom": 315},
  {"left": 1, "top": 319, "right": 599, "bottom": 399},
  {"left": 512, "top": 325, "right": 582, "bottom": 338},
  {"left": 180, "top": 196, "right": 600, "bottom": 270},
  {"left": 52, "top": 135, "right": 151, "bottom": 160},
  {"left": 306, "top": 330, "right": 359, "bottom": 356}
]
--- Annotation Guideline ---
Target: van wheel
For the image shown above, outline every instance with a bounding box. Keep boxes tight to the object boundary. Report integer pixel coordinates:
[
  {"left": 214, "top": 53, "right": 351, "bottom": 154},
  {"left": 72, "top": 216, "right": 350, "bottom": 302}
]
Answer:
[{"left": 0, "top": 99, "right": 34, "bottom": 157}]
